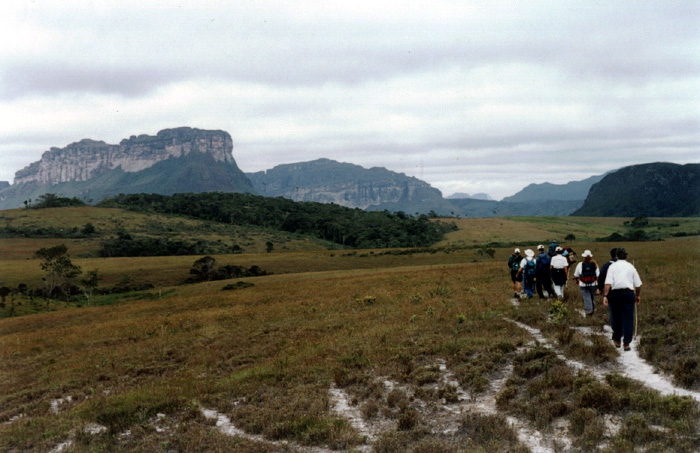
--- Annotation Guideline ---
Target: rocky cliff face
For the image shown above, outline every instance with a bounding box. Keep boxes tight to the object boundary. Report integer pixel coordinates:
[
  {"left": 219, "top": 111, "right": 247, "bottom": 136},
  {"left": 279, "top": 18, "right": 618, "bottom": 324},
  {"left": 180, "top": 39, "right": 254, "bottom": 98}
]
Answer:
[
  {"left": 247, "top": 158, "right": 446, "bottom": 210},
  {"left": 14, "top": 127, "right": 236, "bottom": 185}
]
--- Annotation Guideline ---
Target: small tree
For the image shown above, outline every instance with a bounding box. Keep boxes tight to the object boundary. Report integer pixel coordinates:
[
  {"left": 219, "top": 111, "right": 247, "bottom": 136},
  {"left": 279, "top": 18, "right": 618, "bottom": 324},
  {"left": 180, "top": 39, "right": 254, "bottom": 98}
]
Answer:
[
  {"left": 189, "top": 256, "right": 218, "bottom": 282},
  {"left": 81, "top": 223, "right": 96, "bottom": 235},
  {"left": 35, "top": 244, "right": 82, "bottom": 311},
  {"left": 80, "top": 269, "right": 101, "bottom": 305},
  {"left": 266, "top": 241, "right": 274, "bottom": 253}
]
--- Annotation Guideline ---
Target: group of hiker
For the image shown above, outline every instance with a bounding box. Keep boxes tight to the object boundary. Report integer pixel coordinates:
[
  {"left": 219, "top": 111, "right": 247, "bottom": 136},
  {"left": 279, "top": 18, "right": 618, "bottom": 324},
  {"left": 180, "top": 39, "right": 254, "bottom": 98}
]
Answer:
[
  {"left": 508, "top": 242, "right": 643, "bottom": 351},
  {"left": 508, "top": 240, "right": 576, "bottom": 301}
]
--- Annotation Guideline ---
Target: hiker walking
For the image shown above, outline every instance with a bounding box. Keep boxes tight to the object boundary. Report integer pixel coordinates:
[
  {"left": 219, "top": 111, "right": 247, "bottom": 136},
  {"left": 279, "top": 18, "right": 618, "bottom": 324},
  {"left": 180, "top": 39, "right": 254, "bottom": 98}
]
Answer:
[
  {"left": 516, "top": 249, "right": 537, "bottom": 299},
  {"left": 562, "top": 246, "right": 577, "bottom": 266},
  {"left": 602, "top": 248, "right": 642, "bottom": 351},
  {"left": 535, "top": 245, "right": 554, "bottom": 299},
  {"left": 597, "top": 248, "right": 618, "bottom": 296},
  {"left": 508, "top": 248, "right": 523, "bottom": 298},
  {"left": 550, "top": 247, "right": 569, "bottom": 300},
  {"left": 573, "top": 250, "right": 598, "bottom": 316},
  {"left": 547, "top": 240, "right": 558, "bottom": 257}
]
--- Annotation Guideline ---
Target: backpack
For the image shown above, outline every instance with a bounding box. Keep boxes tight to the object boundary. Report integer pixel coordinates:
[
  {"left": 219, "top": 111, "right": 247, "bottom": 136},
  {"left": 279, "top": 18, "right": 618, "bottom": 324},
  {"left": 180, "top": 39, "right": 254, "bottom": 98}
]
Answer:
[
  {"left": 580, "top": 261, "right": 597, "bottom": 285},
  {"left": 509, "top": 255, "right": 521, "bottom": 272},
  {"left": 536, "top": 254, "right": 551, "bottom": 273},
  {"left": 524, "top": 259, "right": 536, "bottom": 278},
  {"left": 547, "top": 243, "right": 557, "bottom": 257}
]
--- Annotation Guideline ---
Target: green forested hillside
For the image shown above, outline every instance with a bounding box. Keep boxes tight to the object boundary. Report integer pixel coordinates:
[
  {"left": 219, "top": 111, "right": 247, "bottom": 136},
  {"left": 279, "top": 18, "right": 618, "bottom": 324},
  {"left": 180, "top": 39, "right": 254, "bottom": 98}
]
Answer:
[
  {"left": 98, "top": 192, "right": 457, "bottom": 249},
  {"left": 573, "top": 162, "right": 700, "bottom": 217}
]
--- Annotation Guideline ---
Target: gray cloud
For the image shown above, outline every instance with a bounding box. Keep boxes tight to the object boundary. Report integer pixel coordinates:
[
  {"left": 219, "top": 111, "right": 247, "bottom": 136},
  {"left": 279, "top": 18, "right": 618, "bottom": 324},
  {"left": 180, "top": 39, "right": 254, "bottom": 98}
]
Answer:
[{"left": 0, "top": 1, "right": 698, "bottom": 200}]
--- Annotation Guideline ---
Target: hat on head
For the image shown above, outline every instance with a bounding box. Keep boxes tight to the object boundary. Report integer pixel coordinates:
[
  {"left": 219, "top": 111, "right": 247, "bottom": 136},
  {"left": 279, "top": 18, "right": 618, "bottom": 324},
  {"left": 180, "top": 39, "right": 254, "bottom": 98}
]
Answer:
[
  {"left": 555, "top": 246, "right": 562, "bottom": 252},
  {"left": 537, "top": 244, "right": 544, "bottom": 250},
  {"left": 514, "top": 248, "right": 520, "bottom": 253},
  {"left": 525, "top": 249, "right": 534, "bottom": 257},
  {"left": 582, "top": 250, "right": 592, "bottom": 257}
]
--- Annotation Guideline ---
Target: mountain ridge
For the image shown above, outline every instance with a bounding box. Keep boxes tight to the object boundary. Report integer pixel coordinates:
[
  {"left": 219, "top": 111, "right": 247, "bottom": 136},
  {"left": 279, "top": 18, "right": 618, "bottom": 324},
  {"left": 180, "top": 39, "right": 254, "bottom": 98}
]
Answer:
[
  {"left": 247, "top": 158, "right": 450, "bottom": 211},
  {"left": 572, "top": 162, "right": 700, "bottom": 217}
]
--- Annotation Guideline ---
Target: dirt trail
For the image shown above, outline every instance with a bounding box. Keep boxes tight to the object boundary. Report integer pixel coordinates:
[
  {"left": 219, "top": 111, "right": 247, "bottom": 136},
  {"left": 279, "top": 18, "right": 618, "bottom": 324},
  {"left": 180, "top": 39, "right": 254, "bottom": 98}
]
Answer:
[
  {"left": 200, "top": 407, "right": 335, "bottom": 453},
  {"left": 506, "top": 313, "right": 700, "bottom": 403},
  {"left": 43, "top": 298, "right": 698, "bottom": 452}
]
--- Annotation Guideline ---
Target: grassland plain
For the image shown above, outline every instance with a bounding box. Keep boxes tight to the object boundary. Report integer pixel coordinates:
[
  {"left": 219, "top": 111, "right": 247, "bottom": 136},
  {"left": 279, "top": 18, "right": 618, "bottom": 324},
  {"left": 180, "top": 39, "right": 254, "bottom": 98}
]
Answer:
[
  {"left": 0, "top": 215, "right": 698, "bottom": 451},
  {"left": 0, "top": 206, "right": 336, "bottom": 258}
]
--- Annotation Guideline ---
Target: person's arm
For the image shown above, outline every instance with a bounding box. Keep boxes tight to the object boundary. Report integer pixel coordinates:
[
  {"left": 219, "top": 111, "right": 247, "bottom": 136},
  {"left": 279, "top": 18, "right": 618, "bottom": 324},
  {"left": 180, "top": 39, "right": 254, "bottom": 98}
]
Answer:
[
  {"left": 603, "top": 283, "right": 611, "bottom": 306},
  {"left": 633, "top": 268, "right": 642, "bottom": 304},
  {"left": 516, "top": 266, "right": 523, "bottom": 278}
]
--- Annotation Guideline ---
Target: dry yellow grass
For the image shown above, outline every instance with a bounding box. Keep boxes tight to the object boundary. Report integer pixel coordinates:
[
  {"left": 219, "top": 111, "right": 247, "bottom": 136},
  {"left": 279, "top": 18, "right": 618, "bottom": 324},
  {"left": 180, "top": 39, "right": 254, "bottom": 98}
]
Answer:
[
  {"left": 439, "top": 216, "right": 699, "bottom": 246},
  {"left": 0, "top": 214, "right": 698, "bottom": 451}
]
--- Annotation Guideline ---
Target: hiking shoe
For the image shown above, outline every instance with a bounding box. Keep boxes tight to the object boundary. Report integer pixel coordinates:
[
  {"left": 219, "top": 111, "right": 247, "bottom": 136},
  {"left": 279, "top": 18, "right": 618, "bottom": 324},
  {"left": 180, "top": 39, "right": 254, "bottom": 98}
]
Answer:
[
  {"left": 614, "top": 341, "right": 621, "bottom": 348},
  {"left": 623, "top": 344, "right": 631, "bottom": 351},
  {"left": 514, "top": 292, "right": 519, "bottom": 298}
]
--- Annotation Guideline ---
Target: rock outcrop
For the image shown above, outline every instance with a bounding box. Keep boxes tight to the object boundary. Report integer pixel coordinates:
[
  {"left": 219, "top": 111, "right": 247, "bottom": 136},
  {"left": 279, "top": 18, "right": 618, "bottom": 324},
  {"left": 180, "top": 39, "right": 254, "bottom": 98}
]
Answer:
[
  {"left": 247, "top": 158, "right": 449, "bottom": 211},
  {"left": 14, "top": 127, "right": 236, "bottom": 186},
  {"left": 0, "top": 127, "right": 254, "bottom": 210}
]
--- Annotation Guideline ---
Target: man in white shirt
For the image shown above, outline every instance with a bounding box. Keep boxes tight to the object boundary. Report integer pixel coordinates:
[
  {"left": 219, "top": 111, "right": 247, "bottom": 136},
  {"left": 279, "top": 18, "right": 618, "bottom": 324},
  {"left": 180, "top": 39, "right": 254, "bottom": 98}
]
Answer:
[
  {"left": 602, "top": 248, "right": 642, "bottom": 351},
  {"left": 550, "top": 247, "right": 569, "bottom": 300}
]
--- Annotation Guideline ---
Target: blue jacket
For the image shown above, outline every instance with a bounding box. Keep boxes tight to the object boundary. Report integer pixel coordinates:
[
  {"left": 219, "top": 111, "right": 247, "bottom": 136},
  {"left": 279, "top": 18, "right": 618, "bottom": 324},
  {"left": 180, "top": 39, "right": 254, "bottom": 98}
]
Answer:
[{"left": 536, "top": 253, "right": 551, "bottom": 275}]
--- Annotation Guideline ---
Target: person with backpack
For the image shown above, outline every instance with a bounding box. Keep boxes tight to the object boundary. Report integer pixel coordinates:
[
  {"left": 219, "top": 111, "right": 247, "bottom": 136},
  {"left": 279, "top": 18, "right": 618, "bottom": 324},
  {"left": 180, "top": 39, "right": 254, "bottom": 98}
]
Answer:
[
  {"left": 562, "top": 246, "right": 578, "bottom": 266},
  {"left": 516, "top": 249, "right": 537, "bottom": 299},
  {"left": 535, "top": 245, "right": 555, "bottom": 299},
  {"left": 547, "top": 240, "right": 558, "bottom": 257},
  {"left": 508, "top": 248, "right": 523, "bottom": 298},
  {"left": 573, "top": 250, "right": 599, "bottom": 316},
  {"left": 550, "top": 247, "right": 569, "bottom": 300},
  {"left": 597, "top": 248, "right": 618, "bottom": 295},
  {"left": 601, "top": 248, "right": 642, "bottom": 351}
]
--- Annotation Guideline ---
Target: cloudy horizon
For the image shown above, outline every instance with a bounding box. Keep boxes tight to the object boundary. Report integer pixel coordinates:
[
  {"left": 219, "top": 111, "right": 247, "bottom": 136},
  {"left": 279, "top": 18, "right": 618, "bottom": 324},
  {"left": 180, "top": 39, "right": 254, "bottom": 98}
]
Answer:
[{"left": 1, "top": 1, "right": 698, "bottom": 200}]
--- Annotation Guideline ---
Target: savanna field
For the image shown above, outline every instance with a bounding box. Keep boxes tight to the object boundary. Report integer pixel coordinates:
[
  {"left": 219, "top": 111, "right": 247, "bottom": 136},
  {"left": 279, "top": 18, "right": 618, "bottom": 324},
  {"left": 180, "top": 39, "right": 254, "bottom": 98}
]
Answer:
[{"left": 0, "top": 207, "right": 699, "bottom": 452}]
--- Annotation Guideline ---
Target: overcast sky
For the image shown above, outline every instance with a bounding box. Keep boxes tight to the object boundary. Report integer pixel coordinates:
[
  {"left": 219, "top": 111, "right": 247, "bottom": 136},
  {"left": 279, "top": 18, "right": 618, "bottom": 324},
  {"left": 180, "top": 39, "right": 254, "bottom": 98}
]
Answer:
[{"left": 1, "top": 1, "right": 698, "bottom": 200}]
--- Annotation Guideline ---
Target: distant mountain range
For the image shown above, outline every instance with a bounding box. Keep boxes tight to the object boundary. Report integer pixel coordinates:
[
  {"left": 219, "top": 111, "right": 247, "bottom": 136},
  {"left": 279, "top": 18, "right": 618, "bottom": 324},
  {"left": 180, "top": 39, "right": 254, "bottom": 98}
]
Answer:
[
  {"left": 501, "top": 174, "right": 606, "bottom": 203},
  {"left": 446, "top": 192, "right": 493, "bottom": 201},
  {"left": 1, "top": 127, "right": 696, "bottom": 217}
]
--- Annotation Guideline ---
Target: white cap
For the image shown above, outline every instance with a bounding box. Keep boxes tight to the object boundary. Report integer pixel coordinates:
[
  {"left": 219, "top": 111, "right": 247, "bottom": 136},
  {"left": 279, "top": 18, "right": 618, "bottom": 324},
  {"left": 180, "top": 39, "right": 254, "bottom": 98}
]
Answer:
[
  {"left": 556, "top": 246, "right": 563, "bottom": 252},
  {"left": 537, "top": 244, "right": 544, "bottom": 250},
  {"left": 514, "top": 248, "right": 520, "bottom": 253},
  {"left": 525, "top": 249, "right": 535, "bottom": 257},
  {"left": 582, "top": 250, "right": 593, "bottom": 257}
]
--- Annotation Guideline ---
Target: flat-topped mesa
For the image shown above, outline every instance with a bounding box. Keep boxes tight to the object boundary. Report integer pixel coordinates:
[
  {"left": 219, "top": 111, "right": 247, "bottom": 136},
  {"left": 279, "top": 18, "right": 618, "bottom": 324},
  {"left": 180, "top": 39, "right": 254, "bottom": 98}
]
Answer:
[{"left": 14, "top": 127, "right": 235, "bottom": 186}]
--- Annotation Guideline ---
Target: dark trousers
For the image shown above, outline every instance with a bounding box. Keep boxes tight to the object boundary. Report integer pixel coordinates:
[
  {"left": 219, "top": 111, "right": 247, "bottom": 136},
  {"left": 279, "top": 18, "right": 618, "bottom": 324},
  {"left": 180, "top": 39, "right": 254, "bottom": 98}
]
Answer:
[
  {"left": 608, "top": 289, "right": 636, "bottom": 345},
  {"left": 536, "top": 273, "right": 554, "bottom": 298}
]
